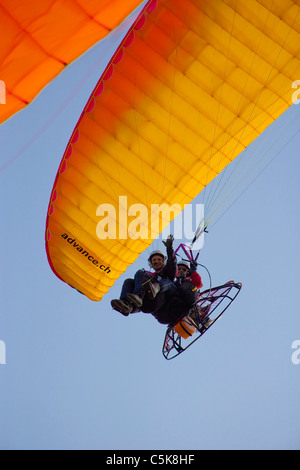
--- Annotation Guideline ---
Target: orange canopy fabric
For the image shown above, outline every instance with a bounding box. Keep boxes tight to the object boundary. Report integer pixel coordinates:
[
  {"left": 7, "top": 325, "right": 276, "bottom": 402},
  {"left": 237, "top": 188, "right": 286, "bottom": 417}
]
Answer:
[
  {"left": 46, "top": 0, "right": 300, "bottom": 301},
  {"left": 0, "top": 0, "right": 143, "bottom": 124}
]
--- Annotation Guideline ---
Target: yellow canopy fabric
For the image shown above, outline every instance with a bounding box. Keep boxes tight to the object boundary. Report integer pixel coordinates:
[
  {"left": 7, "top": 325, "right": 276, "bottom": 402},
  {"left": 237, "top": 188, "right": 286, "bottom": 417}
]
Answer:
[
  {"left": 46, "top": 0, "right": 300, "bottom": 301},
  {"left": 0, "top": 0, "right": 143, "bottom": 124}
]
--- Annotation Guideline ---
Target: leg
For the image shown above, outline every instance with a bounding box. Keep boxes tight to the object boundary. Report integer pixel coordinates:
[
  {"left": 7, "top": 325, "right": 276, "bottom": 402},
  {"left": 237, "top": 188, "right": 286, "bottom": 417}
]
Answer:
[
  {"left": 133, "top": 269, "right": 146, "bottom": 294},
  {"left": 126, "top": 270, "right": 148, "bottom": 307},
  {"left": 120, "top": 278, "right": 135, "bottom": 300},
  {"left": 178, "top": 281, "right": 197, "bottom": 308},
  {"left": 111, "top": 278, "right": 135, "bottom": 316}
]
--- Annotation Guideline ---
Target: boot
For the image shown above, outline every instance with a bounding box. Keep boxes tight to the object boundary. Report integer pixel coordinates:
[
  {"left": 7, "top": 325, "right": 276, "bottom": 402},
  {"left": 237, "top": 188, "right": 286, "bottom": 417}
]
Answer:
[
  {"left": 111, "top": 299, "right": 133, "bottom": 316},
  {"left": 126, "top": 293, "right": 143, "bottom": 308}
]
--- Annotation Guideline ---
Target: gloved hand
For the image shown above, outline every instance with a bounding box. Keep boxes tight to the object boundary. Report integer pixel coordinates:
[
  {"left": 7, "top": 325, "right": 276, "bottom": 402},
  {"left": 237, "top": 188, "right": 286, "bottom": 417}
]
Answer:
[
  {"left": 162, "top": 234, "right": 174, "bottom": 250},
  {"left": 189, "top": 260, "right": 198, "bottom": 273}
]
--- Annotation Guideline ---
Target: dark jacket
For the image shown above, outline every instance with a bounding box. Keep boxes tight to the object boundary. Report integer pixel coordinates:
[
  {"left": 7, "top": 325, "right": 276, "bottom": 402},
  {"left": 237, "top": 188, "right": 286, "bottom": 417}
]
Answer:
[
  {"left": 152, "top": 270, "right": 203, "bottom": 325},
  {"left": 141, "top": 246, "right": 177, "bottom": 314}
]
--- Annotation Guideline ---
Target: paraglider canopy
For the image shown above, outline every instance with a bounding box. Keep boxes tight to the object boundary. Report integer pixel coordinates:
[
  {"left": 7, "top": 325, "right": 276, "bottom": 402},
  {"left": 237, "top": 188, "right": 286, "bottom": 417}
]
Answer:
[
  {"left": 0, "top": 0, "right": 144, "bottom": 124},
  {"left": 45, "top": 0, "right": 300, "bottom": 300}
]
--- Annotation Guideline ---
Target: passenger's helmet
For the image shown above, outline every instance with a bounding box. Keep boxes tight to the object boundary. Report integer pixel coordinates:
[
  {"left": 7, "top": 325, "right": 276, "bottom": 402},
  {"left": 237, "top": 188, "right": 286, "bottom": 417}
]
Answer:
[
  {"left": 148, "top": 250, "right": 166, "bottom": 267},
  {"left": 177, "top": 260, "right": 190, "bottom": 269}
]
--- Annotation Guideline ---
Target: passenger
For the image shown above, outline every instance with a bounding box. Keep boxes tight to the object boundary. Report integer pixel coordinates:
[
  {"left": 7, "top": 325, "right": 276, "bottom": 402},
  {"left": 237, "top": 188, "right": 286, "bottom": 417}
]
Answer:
[
  {"left": 151, "top": 259, "right": 203, "bottom": 325},
  {"left": 111, "top": 235, "right": 176, "bottom": 316}
]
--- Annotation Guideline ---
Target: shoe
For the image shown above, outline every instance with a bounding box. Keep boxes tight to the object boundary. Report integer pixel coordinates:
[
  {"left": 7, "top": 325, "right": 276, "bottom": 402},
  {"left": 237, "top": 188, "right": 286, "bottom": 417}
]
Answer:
[
  {"left": 204, "top": 318, "right": 213, "bottom": 328},
  {"left": 199, "top": 317, "right": 213, "bottom": 332},
  {"left": 126, "top": 293, "right": 143, "bottom": 308},
  {"left": 111, "top": 299, "right": 133, "bottom": 316},
  {"left": 144, "top": 279, "right": 160, "bottom": 299}
]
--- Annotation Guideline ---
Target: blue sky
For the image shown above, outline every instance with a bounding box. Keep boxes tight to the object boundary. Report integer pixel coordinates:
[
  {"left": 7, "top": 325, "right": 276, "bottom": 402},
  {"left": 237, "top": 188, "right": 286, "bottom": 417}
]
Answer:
[{"left": 0, "top": 2, "right": 299, "bottom": 450}]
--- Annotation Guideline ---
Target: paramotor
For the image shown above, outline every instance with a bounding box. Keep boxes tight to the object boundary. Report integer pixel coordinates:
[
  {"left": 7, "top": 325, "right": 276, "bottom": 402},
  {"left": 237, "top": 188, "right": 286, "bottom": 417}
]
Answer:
[{"left": 163, "top": 280, "right": 242, "bottom": 360}]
